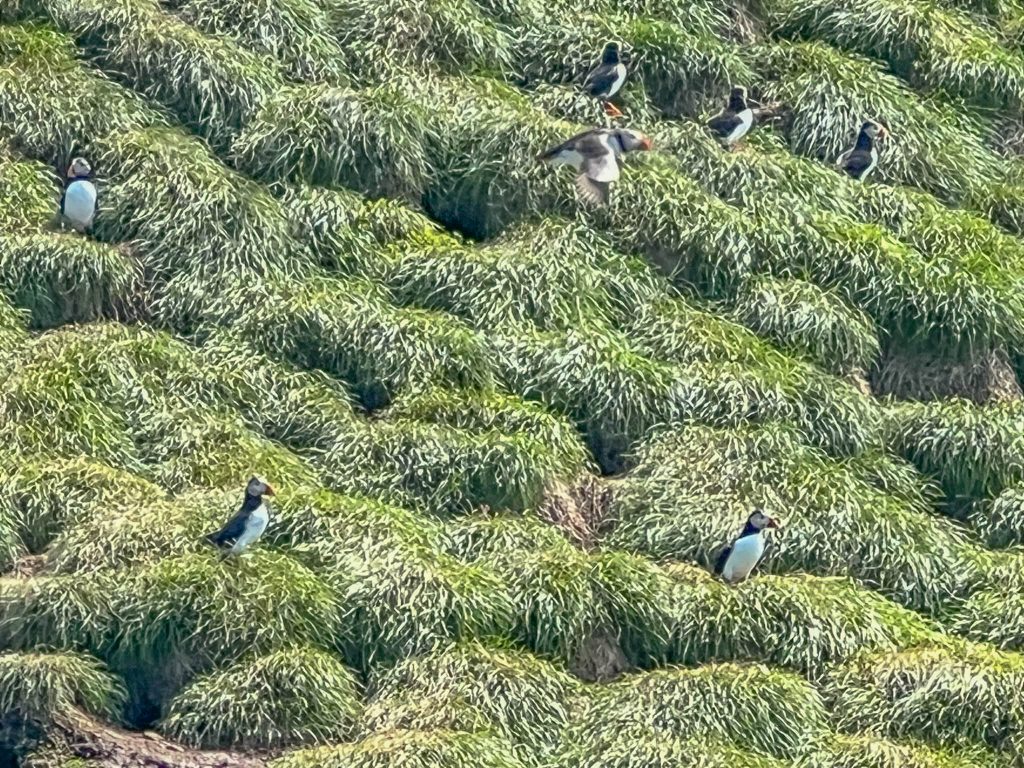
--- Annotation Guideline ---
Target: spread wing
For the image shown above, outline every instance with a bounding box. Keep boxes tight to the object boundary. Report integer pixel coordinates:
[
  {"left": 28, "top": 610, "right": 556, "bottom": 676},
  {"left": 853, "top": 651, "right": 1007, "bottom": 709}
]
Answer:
[
  {"left": 712, "top": 544, "right": 733, "bottom": 576},
  {"left": 584, "top": 65, "right": 620, "bottom": 98},
  {"left": 707, "top": 112, "right": 741, "bottom": 139},
  {"left": 537, "top": 129, "right": 602, "bottom": 163},
  {"left": 840, "top": 149, "right": 873, "bottom": 178},
  {"left": 575, "top": 174, "right": 611, "bottom": 205},
  {"left": 208, "top": 508, "right": 249, "bottom": 546}
]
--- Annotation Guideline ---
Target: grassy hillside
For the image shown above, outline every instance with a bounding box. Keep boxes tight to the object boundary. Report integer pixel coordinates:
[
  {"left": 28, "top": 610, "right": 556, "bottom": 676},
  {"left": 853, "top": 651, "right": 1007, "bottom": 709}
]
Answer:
[{"left": 1, "top": 0, "right": 1024, "bottom": 764}]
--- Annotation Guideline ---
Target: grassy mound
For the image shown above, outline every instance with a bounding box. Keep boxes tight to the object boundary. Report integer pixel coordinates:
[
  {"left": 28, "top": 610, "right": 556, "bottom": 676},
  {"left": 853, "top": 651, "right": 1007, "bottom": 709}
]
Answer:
[
  {"left": 361, "top": 641, "right": 578, "bottom": 761},
  {"left": 270, "top": 729, "right": 527, "bottom": 768},
  {"left": 4, "top": 0, "right": 1024, "bottom": 763},
  {"left": 161, "top": 646, "right": 362, "bottom": 749},
  {"left": 824, "top": 643, "right": 1024, "bottom": 750},
  {"left": 0, "top": 651, "right": 125, "bottom": 724},
  {"left": 609, "top": 423, "right": 981, "bottom": 612}
]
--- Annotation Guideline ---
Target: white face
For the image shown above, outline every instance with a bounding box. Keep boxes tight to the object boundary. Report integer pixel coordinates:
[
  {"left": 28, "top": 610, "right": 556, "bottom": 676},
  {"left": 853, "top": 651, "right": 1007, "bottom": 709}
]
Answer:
[
  {"left": 69, "top": 157, "right": 91, "bottom": 177},
  {"left": 749, "top": 510, "right": 777, "bottom": 529},
  {"left": 247, "top": 476, "right": 275, "bottom": 496}
]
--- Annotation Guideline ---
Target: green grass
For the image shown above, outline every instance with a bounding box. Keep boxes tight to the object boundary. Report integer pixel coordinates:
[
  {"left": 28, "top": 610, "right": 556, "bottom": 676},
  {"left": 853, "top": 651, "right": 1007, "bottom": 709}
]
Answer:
[
  {"left": 161, "top": 646, "right": 362, "bottom": 749},
  {"left": 270, "top": 729, "right": 528, "bottom": 768},
  {"left": 361, "top": 641, "right": 578, "bottom": 763},
  {"left": 824, "top": 642, "right": 1024, "bottom": 750},
  {"left": 0, "top": 651, "right": 125, "bottom": 724},
  {"left": 4, "top": 0, "right": 1024, "bottom": 763}
]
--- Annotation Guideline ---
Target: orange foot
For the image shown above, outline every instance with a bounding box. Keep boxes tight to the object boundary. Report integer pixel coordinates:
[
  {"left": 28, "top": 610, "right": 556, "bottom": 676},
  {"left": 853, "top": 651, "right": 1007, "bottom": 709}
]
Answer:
[{"left": 603, "top": 102, "right": 623, "bottom": 117}]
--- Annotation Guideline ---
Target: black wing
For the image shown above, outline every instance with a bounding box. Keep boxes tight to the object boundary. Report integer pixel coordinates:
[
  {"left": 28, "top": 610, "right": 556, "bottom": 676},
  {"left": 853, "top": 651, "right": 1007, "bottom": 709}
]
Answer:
[
  {"left": 712, "top": 544, "right": 732, "bottom": 576},
  {"left": 840, "top": 149, "right": 874, "bottom": 179},
  {"left": 536, "top": 129, "right": 603, "bottom": 163},
  {"left": 206, "top": 508, "right": 249, "bottom": 547},
  {"left": 707, "top": 112, "right": 741, "bottom": 139},
  {"left": 584, "top": 65, "right": 619, "bottom": 99}
]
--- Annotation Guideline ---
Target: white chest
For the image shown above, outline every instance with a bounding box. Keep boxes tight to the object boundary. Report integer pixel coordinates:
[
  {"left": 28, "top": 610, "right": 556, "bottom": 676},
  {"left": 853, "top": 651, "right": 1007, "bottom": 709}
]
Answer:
[
  {"left": 721, "top": 533, "right": 765, "bottom": 583},
  {"left": 63, "top": 180, "right": 97, "bottom": 228},
  {"left": 727, "top": 109, "right": 754, "bottom": 144},
  {"left": 607, "top": 64, "right": 627, "bottom": 98},
  {"left": 230, "top": 503, "right": 269, "bottom": 554},
  {"left": 861, "top": 148, "right": 879, "bottom": 179}
]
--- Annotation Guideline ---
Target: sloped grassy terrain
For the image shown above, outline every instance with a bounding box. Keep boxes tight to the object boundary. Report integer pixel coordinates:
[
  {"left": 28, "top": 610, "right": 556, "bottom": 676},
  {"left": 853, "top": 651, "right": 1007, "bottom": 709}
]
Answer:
[{"left": 2, "top": 0, "right": 1024, "bottom": 764}]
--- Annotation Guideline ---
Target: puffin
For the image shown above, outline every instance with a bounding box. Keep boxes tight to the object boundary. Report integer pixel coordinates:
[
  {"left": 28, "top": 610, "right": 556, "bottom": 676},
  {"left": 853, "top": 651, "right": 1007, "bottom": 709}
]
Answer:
[
  {"left": 60, "top": 157, "right": 97, "bottom": 233},
  {"left": 836, "top": 119, "right": 889, "bottom": 181},
  {"left": 583, "top": 41, "right": 628, "bottom": 118},
  {"left": 203, "top": 476, "right": 276, "bottom": 559},
  {"left": 706, "top": 86, "right": 755, "bottom": 150},
  {"left": 536, "top": 128, "right": 653, "bottom": 206},
  {"left": 712, "top": 508, "right": 780, "bottom": 584}
]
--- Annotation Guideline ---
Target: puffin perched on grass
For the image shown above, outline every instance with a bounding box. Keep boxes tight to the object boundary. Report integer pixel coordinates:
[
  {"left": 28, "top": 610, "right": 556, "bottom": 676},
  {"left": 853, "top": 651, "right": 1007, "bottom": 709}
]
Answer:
[
  {"left": 707, "top": 86, "right": 755, "bottom": 150},
  {"left": 713, "top": 508, "right": 780, "bottom": 584},
  {"left": 583, "top": 41, "right": 628, "bottom": 118},
  {"left": 537, "top": 127, "right": 652, "bottom": 206},
  {"left": 60, "top": 157, "right": 97, "bottom": 233},
  {"left": 204, "top": 476, "right": 276, "bottom": 559},
  {"left": 837, "top": 119, "right": 889, "bottom": 181}
]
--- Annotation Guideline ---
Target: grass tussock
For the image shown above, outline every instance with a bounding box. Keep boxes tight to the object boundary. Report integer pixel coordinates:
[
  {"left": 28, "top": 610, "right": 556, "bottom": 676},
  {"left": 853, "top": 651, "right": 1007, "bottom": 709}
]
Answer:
[
  {"left": 232, "top": 83, "right": 433, "bottom": 203},
  {"left": 0, "top": 651, "right": 125, "bottom": 724},
  {"left": 732, "top": 276, "right": 880, "bottom": 374},
  {"left": 330, "top": 0, "right": 513, "bottom": 79},
  {"left": 971, "top": 485, "right": 1024, "bottom": 548},
  {"left": 161, "top": 646, "right": 362, "bottom": 749},
  {"left": 0, "top": 23, "right": 162, "bottom": 158},
  {"left": 884, "top": 399, "right": 1024, "bottom": 502},
  {"left": 0, "top": 234, "right": 143, "bottom": 327},
  {"left": 382, "top": 219, "right": 664, "bottom": 331},
  {"left": 951, "top": 589, "right": 1024, "bottom": 652},
  {"left": 321, "top": 415, "right": 586, "bottom": 514},
  {"left": 36, "top": 0, "right": 283, "bottom": 146},
  {"left": 0, "top": 454, "right": 161, "bottom": 552},
  {"left": 608, "top": 423, "right": 982, "bottom": 612},
  {"left": 229, "top": 276, "right": 494, "bottom": 410},
  {"left": 568, "top": 663, "right": 829, "bottom": 759},
  {"left": 552, "top": 728, "right": 789, "bottom": 768},
  {"left": 283, "top": 184, "right": 439, "bottom": 276},
  {"left": 824, "top": 642, "right": 1024, "bottom": 750},
  {"left": 796, "top": 734, "right": 1006, "bottom": 768},
  {"left": 176, "top": 0, "right": 348, "bottom": 83},
  {"left": 361, "top": 641, "right": 578, "bottom": 761},
  {"left": 107, "top": 551, "right": 341, "bottom": 676},
  {"left": 0, "top": 155, "right": 58, "bottom": 233},
  {"left": 270, "top": 729, "right": 528, "bottom": 768}
]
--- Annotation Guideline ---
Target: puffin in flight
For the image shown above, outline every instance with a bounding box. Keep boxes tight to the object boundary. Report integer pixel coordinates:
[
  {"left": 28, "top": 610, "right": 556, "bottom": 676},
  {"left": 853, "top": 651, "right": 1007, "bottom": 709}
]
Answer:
[
  {"left": 583, "top": 41, "right": 628, "bottom": 118},
  {"left": 713, "top": 508, "right": 780, "bottom": 584},
  {"left": 204, "top": 476, "right": 276, "bottom": 559},
  {"left": 707, "top": 86, "right": 755, "bottom": 150},
  {"left": 537, "top": 127, "right": 652, "bottom": 206},
  {"left": 836, "top": 119, "right": 889, "bottom": 181},
  {"left": 60, "top": 157, "right": 98, "bottom": 233}
]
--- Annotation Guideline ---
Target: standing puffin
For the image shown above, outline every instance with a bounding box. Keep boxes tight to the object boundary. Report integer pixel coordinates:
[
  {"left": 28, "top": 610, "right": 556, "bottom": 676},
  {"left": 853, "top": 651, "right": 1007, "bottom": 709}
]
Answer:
[
  {"left": 583, "top": 41, "right": 628, "bottom": 118},
  {"left": 713, "top": 508, "right": 780, "bottom": 584},
  {"left": 204, "top": 476, "right": 276, "bottom": 559},
  {"left": 836, "top": 119, "right": 889, "bottom": 181},
  {"left": 707, "top": 86, "right": 755, "bottom": 150},
  {"left": 60, "top": 157, "right": 97, "bottom": 233},
  {"left": 536, "top": 127, "right": 652, "bottom": 206}
]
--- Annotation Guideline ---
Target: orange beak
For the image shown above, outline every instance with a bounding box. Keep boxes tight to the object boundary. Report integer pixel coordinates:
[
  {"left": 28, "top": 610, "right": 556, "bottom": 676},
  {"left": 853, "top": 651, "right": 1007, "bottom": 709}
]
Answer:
[
  {"left": 264, "top": 483, "right": 276, "bottom": 497},
  {"left": 640, "top": 136, "right": 653, "bottom": 151},
  {"left": 766, "top": 517, "right": 780, "bottom": 529},
  {"left": 66, "top": 164, "right": 75, "bottom": 177}
]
